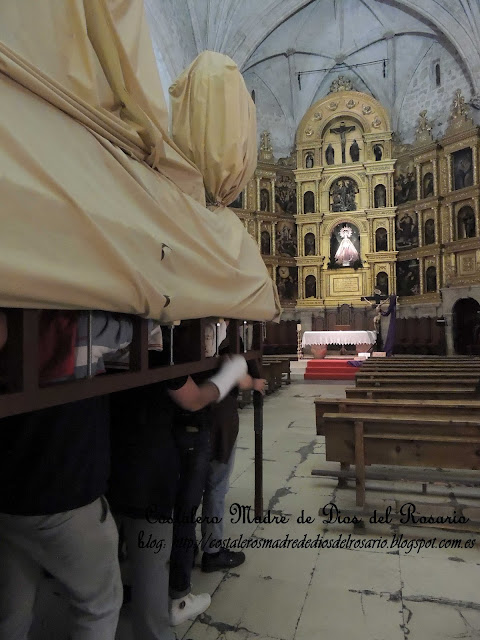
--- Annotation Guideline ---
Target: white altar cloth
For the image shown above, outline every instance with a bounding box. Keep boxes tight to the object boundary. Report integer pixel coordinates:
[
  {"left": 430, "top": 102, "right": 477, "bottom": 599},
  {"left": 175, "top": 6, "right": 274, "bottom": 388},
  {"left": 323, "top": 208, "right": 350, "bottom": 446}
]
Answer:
[{"left": 302, "top": 330, "right": 376, "bottom": 347}]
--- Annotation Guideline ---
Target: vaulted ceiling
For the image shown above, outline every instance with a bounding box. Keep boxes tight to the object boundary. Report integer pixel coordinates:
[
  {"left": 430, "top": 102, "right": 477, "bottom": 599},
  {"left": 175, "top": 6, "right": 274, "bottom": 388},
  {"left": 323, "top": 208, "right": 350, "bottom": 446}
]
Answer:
[{"left": 146, "top": 0, "right": 480, "bottom": 152}]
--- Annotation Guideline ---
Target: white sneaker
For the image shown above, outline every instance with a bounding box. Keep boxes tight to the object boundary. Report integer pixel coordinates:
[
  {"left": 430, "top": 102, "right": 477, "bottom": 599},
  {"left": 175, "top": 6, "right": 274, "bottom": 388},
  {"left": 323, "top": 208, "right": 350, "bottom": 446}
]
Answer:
[{"left": 169, "top": 592, "right": 211, "bottom": 626}]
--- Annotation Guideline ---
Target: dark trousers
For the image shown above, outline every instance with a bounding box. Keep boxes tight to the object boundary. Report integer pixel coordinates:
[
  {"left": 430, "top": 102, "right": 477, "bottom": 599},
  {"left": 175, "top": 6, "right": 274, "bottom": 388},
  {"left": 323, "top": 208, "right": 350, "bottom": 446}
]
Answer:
[{"left": 169, "top": 426, "right": 210, "bottom": 598}]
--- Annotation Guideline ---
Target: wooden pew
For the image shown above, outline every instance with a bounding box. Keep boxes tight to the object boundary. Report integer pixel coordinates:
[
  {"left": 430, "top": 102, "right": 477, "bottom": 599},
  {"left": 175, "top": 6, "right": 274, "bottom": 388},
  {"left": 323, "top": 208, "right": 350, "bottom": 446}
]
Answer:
[
  {"left": 321, "top": 412, "right": 480, "bottom": 506},
  {"left": 346, "top": 386, "right": 478, "bottom": 400},
  {"left": 263, "top": 355, "right": 294, "bottom": 384},
  {"left": 355, "top": 374, "right": 480, "bottom": 388},
  {"left": 315, "top": 397, "right": 480, "bottom": 435},
  {"left": 262, "top": 361, "right": 283, "bottom": 394}
]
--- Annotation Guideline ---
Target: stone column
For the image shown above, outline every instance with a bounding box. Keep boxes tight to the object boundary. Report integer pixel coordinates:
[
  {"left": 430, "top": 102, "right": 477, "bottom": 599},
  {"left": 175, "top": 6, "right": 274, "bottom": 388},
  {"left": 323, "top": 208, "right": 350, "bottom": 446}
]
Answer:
[
  {"left": 436, "top": 254, "right": 441, "bottom": 291},
  {"left": 298, "top": 266, "right": 304, "bottom": 299},
  {"left": 447, "top": 203, "right": 454, "bottom": 242},
  {"left": 418, "top": 209, "right": 423, "bottom": 247},
  {"left": 419, "top": 257, "right": 425, "bottom": 294},
  {"left": 256, "top": 177, "right": 261, "bottom": 210},
  {"left": 271, "top": 222, "right": 276, "bottom": 255},
  {"left": 270, "top": 178, "right": 276, "bottom": 214},
  {"left": 367, "top": 175, "right": 373, "bottom": 209},
  {"left": 444, "top": 312, "right": 454, "bottom": 355},
  {"left": 472, "top": 146, "right": 478, "bottom": 185},
  {"left": 315, "top": 180, "right": 319, "bottom": 213},
  {"left": 432, "top": 158, "right": 438, "bottom": 196},
  {"left": 415, "top": 164, "right": 422, "bottom": 200},
  {"left": 474, "top": 197, "right": 480, "bottom": 236},
  {"left": 446, "top": 155, "right": 453, "bottom": 192}
]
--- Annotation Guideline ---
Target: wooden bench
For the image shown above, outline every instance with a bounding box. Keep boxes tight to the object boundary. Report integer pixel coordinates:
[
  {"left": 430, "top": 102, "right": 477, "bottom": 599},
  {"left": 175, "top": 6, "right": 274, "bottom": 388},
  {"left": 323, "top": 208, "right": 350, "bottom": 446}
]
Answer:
[
  {"left": 314, "top": 397, "right": 480, "bottom": 435},
  {"left": 355, "top": 375, "right": 480, "bottom": 388},
  {"left": 263, "top": 356, "right": 293, "bottom": 384},
  {"left": 346, "top": 386, "right": 479, "bottom": 399},
  {"left": 261, "top": 361, "right": 283, "bottom": 394},
  {"left": 319, "top": 411, "right": 480, "bottom": 506}
]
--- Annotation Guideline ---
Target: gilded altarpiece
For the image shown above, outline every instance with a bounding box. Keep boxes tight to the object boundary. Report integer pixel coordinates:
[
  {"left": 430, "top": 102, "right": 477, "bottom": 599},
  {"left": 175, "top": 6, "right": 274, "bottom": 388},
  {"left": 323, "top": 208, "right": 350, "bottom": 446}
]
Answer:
[
  {"left": 294, "top": 90, "right": 396, "bottom": 308},
  {"left": 229, "top": 131, "right": 298, "bottom": 309},
  {"left": 231, "top": 90, "right": 479, "bottom": 317},
  {"left": 392, "top": 92, "right": 480, "bottom": 304}
]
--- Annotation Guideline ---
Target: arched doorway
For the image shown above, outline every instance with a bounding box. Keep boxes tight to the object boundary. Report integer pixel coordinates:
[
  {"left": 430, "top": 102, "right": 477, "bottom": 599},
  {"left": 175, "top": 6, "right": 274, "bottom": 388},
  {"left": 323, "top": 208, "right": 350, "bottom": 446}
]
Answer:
[{"left": 452, "top": 298, "right": 480, "bottom": 354}]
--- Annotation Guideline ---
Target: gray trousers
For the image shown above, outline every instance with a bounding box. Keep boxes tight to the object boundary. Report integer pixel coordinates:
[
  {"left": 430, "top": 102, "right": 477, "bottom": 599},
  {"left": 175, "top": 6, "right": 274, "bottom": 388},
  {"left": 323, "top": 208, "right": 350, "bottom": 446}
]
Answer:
[
  {"left": 122, "top": 517, "right": 175, "bottom": 640},
  {"left": 0, "top": 497, "right": 122, "bottom": 640},
  {"left": 201, "top": 442, "right": 237, "bottom": 553}
]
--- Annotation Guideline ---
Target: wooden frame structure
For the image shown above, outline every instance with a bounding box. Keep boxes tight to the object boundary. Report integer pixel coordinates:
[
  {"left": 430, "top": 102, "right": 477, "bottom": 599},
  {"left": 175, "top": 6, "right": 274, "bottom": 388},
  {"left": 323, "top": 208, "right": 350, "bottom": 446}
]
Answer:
[{"left": 0, "top": 309, "right": 266, "bottom": 516}]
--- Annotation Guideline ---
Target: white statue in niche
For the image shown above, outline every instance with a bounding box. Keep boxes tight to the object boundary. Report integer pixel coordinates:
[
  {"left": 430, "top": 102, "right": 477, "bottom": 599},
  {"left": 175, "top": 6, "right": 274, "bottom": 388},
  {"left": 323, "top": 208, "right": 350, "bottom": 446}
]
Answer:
[{"left": 335, "top": 225, "right": 359, "bottom": 265}]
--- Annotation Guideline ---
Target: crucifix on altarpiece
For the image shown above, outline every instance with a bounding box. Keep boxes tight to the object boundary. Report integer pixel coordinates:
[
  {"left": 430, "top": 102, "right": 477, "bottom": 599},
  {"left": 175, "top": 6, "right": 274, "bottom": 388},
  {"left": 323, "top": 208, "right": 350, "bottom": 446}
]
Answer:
[{"left": 330, "top": 121, "right": 355, "bottom": 163}]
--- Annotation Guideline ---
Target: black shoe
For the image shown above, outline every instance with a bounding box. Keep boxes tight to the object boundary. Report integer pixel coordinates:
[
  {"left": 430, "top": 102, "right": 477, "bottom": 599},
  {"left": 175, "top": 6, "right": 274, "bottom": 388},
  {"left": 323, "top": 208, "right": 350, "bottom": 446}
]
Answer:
[{"left": 201, "top": 548, "right": 246, "bottom": 573}]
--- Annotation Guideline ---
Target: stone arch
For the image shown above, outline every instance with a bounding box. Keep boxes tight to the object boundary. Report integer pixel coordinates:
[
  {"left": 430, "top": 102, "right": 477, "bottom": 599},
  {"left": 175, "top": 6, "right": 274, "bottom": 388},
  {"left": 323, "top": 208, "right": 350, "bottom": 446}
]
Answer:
[
  {"left": 303, "top": 190, "right": 315, "bottom": 213},
  {"left": 452, "top": 298, "right": 480, "bottom": 354},
  {"left": 376, "top": 271, "right": 389, "bottom": 296},
  {"left": 457, "top": 205, "right": 476, "bottom": 239},
  {"left": 425, "top": 265, "right": 437, "bottom": 293},
  {"left": 324, "top": 215, "right": 368, "bottom": 236},
  {"left": 374, "top": 184, "right": 386, "bottom": 208},
  {"left": 304, "top": 232, "right": 316, "bottom": 256},
  {"left": 305, "top": 274, "right": 316, "bottom": 298},
  {"left": 296, "top": 90, "right": 391, "bottom": 144},
  {"left": 375, "top": 227, "right": 388, "bottom": 252}
]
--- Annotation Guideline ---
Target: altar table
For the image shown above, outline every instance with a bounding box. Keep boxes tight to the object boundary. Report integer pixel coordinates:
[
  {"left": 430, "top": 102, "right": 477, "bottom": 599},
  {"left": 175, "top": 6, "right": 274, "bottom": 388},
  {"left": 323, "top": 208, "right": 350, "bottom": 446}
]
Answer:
[{"left": 302, "top": 330, "right": 376, "bottom": 358}]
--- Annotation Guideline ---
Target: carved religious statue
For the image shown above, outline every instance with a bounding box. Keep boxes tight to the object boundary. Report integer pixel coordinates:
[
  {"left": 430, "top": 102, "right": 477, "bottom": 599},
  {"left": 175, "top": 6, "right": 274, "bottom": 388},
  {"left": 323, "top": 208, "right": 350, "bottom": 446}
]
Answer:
[
  {"left": 349, "top": 139, "right": 360, "bottom": 162},
  {"left": 329, "top": 76, "right": 354, "bottom": 93},
  {"left": 330, "top": 121, "right": 355, "bottom": 163},
  {"left": 335, "top": 225, "right": 359, "bottom": 265},
  {"left": 416, "top": 110, "right": 432, "bottom": 135},
  {"left": 258, "top": 130, "right": 274, "bottom": 161},
  {"left": 373, "top": 144, "right": 383, "bottom": 161},
  {"left": 447, "top": 89, "right": 474, "bottom": 134},
  {"left": 414, "top": 110, "right": 434, "bottom": 145},
  {"left": 331, "top": 178, "right": 356, "bottom": 212},
  {"left": 325, "top": 143, "right": 335, "bottom": 165}
]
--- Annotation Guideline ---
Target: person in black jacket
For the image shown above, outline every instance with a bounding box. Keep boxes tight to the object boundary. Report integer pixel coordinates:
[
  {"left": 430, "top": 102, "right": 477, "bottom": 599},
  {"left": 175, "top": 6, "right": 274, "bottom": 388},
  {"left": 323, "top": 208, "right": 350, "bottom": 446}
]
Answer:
[
  {"left": 0, "top": 311, "right": 131, "bottom": 640},
  {"left": 201, "top": 325, "right": 266, "bottom": 573},
  {"left": 109, "top": 333, "right": 249, "bottom": 640}
]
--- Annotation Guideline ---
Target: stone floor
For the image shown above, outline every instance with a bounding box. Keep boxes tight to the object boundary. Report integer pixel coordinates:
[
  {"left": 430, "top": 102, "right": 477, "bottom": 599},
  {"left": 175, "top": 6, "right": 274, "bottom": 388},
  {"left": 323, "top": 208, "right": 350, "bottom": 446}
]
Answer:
[{"left": 33, "top": 380, "right": 480, "bottom": 639}]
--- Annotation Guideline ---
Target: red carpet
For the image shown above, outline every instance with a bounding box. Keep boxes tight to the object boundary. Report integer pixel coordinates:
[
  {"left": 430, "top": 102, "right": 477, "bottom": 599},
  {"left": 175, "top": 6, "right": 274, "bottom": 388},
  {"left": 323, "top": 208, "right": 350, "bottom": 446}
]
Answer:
[{"left": 304, "top": 358, "right": 359, "bottom": 380}]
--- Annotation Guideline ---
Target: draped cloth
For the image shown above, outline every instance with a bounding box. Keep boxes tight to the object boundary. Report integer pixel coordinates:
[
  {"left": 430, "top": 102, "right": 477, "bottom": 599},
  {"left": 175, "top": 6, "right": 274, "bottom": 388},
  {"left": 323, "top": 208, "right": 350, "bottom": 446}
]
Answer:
[
  {"left": 169, "top": 51, "right": 257, "bottom": 208},
  {"left": 381, "top": 295, "right": 397, "bottom": 357},
  {"left": 0, "top": 0, "right": 280, "bottom": 322}
]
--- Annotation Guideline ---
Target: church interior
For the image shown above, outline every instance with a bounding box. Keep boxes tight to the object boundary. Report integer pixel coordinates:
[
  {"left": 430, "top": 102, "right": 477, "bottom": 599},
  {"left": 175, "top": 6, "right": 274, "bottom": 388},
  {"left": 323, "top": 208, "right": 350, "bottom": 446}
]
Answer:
[{"left": 1, "top": 1, "right": 480, "bottom": 639}]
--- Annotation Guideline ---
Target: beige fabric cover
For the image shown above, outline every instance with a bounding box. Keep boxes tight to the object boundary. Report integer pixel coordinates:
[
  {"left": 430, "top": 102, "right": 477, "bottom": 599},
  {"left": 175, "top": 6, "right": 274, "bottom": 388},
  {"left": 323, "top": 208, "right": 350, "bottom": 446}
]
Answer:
[
  {"left": 0, "top": 0, "right": 280, "bottom": 321},
  {"left": 169, "top": 51, "right": 257, "bottom": 208}
]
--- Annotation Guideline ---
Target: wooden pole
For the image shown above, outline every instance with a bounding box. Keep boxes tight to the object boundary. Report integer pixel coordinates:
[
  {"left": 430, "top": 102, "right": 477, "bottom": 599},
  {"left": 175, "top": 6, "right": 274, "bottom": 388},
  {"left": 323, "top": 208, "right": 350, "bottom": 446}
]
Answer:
[{"left": 253, "top": 389, "right": 264, "bottom": 517}]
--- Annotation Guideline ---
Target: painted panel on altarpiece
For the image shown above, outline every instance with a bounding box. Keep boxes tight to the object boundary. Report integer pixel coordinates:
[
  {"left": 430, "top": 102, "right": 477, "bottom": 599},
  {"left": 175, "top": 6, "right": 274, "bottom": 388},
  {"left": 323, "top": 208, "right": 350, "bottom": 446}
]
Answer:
[
  {"left": 395, "top": 210, "right": 419, "bottom": 250},
  {"left": 396, "top": 259, "right": 420, "bottom": 296},
  {"left": 276, "top": 266, "right": 298, "bottom": 301},
  {"left": 276, "top": 220, "right": 297, "bottom": 257},
  {"left": 275, "top": 175, "right": 297, "bottom": 214}
]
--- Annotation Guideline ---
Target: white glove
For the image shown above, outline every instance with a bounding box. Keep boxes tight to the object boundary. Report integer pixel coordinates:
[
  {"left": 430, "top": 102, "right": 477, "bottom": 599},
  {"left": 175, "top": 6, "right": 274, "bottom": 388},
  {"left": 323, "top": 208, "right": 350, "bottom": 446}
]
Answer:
[{"left": 208, "top": 355, "right": 248, "bottom": 402}]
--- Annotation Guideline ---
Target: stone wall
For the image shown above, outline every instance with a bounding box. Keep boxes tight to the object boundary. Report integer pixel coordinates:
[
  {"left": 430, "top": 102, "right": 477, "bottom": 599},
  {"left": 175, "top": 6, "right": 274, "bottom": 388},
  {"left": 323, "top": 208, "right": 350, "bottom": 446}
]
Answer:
[
  {"left": 397, "top": 42, "right": 474, "bottom": 143},
  {"left": 243, "top": 67, "right": 294, "bottom": 158}
]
